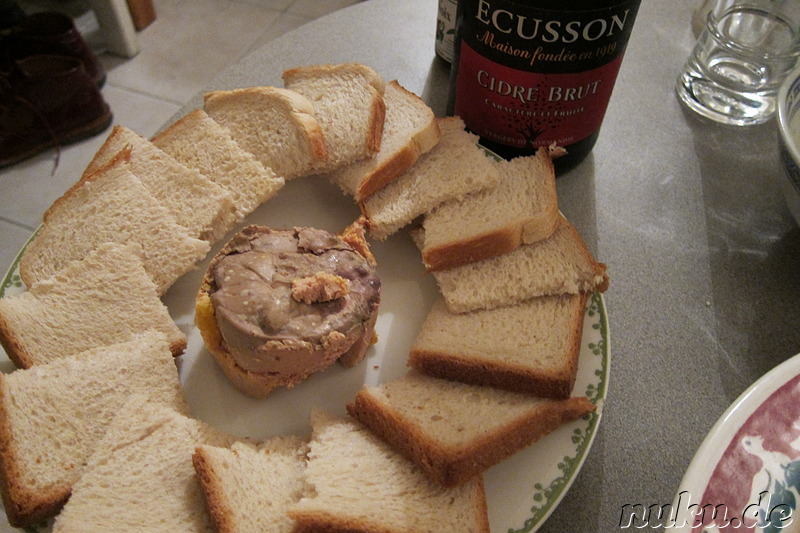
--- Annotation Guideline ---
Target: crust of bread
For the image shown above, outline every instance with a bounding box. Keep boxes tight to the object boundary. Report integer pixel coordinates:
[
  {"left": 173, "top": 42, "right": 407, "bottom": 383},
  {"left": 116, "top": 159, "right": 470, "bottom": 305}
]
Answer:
[
  {"left": 0, "top": 312, "right": 33, "bottom": 370},
  {"left": 426, "top": 215, "right": 610, "bottom": 313},
  {"left": 69, "top": 124, "right": 239, "bottom": 244},
  {"left": 195, "top": 223, "right": 378, "bottom": 398},
  {"left": 365, "top": 98, "right": 386, "bottom": 155},
  {"left": 11, "top": 242, "right": 189, "bottom": 369},
  {"left": 289, "top": 476, "right": 490, "bottom": 533},
  {"left": 0, "top": 336, "right": 186, "bottom": 527},
  {"left": 408, "top": 292, "right": 588, "bottom": 398},
  {"left": 282, "top": 63, "right": 387, "bottom": 93},
  {"left": 295, "top": 112, "right": 328, "bottom": 163},
  {"left": 276, "top": 89, "right": 328, "bottom": 164},
  {"left": 0, "top": 378, "right": 68, "bottom": 528},
  {"left": 0, "top": 300, "right": 186, "bottom": 370},
  {"left": 191, "top": 448, "right": 236, "bottom": 533},
  {"left": 408, "top": 348, "right": 577, "bottom": 399},
  {"left": 560, "top": 220, "right": 610, "bottom": 293},
  {"left": 204, "top": 86, "right": 328, "bottom": 177},
  {"left": 422, "top": 211, "right": 561, "bottom": 272},
  {"left": 290, "top": 510, "right": 489, "bottom": 533},
  {"left": 347, "top": 391, "right": 595, "bottom": 487},
  {"left": 168, "top": 337, "right": 188, "bottom": 357},
  {"left": 354, "top": 81, "right": 440, "bottom": 202},
  {"left": 27, "top": 150, "right": 131, "bottom": 287},
  {"left": 282, "top": 63, "right": 386, "bottom": 157},
  {"left": 355, "top": 139, "right": 422, "bottom": 201},
  {"left": 82, "top": 125, "right": 130, "bottom": 178},
  {"left": 42, "top": 147, "right": 132, "bottom": 224},
  {"left": 289, "top": 510, "right": 410, "bottom": 533},
  {"left": 421, "top": 148, "right": 560, "bottom": 271},
  {"left": 422, "top": 228, "right": 523, "bottom": 273},
  {"left": 521, "top": 204, "right": 560, "bottom": 243}
]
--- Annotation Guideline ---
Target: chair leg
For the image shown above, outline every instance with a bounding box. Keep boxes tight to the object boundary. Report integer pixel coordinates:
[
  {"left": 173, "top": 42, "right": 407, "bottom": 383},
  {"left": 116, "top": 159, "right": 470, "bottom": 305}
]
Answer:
[{"left": 86, "top": 0, "right": 140, "bottom": 58}]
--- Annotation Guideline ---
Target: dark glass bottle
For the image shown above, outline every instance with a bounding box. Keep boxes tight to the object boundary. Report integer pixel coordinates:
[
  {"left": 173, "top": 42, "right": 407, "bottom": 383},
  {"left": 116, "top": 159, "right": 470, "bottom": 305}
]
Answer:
[{"left": 447, "top": 0, "right": 642, "bottom": 173}]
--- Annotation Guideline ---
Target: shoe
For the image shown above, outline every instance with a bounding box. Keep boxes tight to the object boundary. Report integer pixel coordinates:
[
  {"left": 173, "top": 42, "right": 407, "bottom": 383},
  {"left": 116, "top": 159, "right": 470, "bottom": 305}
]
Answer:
[
  {"left": 1, "top": 12, "right": 106, "bottom": 87},
  {"left": 0, "top": 54, "right": 112, "bottom": 169},
  {"left": 0, "top": 1, "right": 26, "bottom": 33}
]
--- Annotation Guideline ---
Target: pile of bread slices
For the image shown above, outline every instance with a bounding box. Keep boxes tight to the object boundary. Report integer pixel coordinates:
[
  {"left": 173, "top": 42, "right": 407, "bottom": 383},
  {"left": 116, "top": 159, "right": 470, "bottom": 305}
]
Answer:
[{"left": 0, "top": 63, "right": 608, "bottom": 532}]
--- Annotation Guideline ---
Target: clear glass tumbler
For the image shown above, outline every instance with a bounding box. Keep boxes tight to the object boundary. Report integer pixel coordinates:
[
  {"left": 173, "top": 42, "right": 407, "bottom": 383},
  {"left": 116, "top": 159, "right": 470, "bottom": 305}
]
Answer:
[{"left": 676, "top": 0, "right": 800, "bottom": 126}]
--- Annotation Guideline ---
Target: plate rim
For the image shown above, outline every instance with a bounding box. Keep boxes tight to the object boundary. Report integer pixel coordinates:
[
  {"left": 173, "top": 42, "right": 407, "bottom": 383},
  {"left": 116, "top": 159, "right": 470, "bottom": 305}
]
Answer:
[
  {"left": 672, "top": 351, "right": 800, "bottom": 531},
  {"left": 512, "top": 290, "right": 610, "bottom": 533},
  {"left": 0, "top": 223, "right": 610, "bottom": 533},
  {"left": 0, "top": 228, "right": 35, "bottom": 300}
]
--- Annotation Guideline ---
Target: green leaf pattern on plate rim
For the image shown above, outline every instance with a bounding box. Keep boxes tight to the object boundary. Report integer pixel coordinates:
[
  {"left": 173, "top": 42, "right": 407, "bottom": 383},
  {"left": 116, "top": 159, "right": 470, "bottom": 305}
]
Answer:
[
  {"left": 0, "top": 228, "right": 36, "bottom": 300},
  {"left": 0, "top": 241, "right": 609, "bottom": 533},
  {"left": 509, "top": 292, "right": 609, "bottom": 533}
]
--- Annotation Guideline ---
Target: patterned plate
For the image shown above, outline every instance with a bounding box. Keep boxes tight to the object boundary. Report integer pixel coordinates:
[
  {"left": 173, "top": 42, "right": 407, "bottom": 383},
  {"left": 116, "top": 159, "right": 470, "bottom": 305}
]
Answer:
[
  {"left": 672, "top": 352, "right": 800, "bottom": 533},
  {"left": 0, "top": 175, "right": 609, "bottom": 533}
]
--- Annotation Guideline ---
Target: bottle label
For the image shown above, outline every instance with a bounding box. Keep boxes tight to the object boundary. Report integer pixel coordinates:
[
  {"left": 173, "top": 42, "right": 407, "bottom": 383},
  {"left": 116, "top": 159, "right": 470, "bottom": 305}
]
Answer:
[
  {"left": 436, "top": 0, "right": 458, "bottom": 62},
  {"left": 454, "top": 42, "right": 624, "bottom": 149},
  {"left": 451, "top": 0, "right": 640, "bottom": 151}
]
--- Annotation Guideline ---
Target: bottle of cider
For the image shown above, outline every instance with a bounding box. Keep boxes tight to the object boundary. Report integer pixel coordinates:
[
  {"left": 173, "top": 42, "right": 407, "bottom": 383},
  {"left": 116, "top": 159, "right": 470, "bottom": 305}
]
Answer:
[{"left": 447, "top": 0, "right": 642, "bottom": 173}]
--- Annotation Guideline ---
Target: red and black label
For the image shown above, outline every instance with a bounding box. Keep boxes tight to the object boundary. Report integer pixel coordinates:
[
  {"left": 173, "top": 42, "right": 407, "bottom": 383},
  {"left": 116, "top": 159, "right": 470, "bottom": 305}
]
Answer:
[{"left": 449, "top": 0, "right": 641, "bottom": 152}]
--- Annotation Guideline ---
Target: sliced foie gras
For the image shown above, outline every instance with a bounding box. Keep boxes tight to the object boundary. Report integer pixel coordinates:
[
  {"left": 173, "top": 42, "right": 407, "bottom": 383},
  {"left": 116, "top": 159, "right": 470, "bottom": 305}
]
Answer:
[{"left": 196, "top": 220, "right": 380, "bottom": 398}]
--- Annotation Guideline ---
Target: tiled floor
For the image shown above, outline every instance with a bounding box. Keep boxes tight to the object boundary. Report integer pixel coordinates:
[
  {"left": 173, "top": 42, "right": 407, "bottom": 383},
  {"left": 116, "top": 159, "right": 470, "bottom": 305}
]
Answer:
[{"left": 0, "top": 0, "right": 360, "bottom": 274}]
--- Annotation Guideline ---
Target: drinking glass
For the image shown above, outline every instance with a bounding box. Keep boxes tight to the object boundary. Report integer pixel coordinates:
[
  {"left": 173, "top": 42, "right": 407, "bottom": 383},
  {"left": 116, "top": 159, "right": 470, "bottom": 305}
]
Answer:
[{"left": 676, "top": 0, "right": 800, "bottom": 126}]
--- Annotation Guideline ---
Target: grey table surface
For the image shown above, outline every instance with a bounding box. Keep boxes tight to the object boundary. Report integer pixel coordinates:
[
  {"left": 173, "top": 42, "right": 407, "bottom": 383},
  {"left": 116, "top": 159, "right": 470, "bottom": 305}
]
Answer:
[{"left": 181, "top": 0, "right": 800, "bottom": 531}]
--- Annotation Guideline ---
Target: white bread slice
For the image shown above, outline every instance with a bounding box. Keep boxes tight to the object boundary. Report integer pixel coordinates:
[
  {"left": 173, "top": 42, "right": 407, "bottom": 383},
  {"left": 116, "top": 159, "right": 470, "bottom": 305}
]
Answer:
[
  {"left": 81, "top": 395, "right": 231, "bottom": 473},
  {"left": 0, "top": 331, "right": 186, "bottom": 528},
  {"left": 152, "top": 109, "right": 285, "bottom": 221},
  {"left": 52, "top": 397, "right": 241, "bottom": 533},
  {"left": 0, "top": 242, "right": 187, "bottom": 369},
  {"left": 347, "top": 372, "right": 596, "bottom": 487},
  {"left": 423, "top": 215, "right": 609, "bottom": 313},
  {"left": 361, "top": 116, "right": 500, "bottom": 240},
  {"left": 419, "top": 147, "right": 559, "bottom": 271},
  {"left": 18, "top": 150, "right": 210, "bottom": 293},
  {"left": 82, "top": 125, "right": 237, "bottom": 243},
  {"left": 193, "top": 437, "right": 309, "bottom": 533},
  {"left": 283, "top": 63, "right": 386, "bottom": 172},
  {"left": 287, "top": 410, "right": 490, "bottom": 533},
  {"left": 409, "top": 294, "right": 588, "bottom": 398},
  {"left": 204, "top": 86, "right": 327, "bottom": 179},
  {"left": 324, "top": 80, "right": 441, "bottom": 202}
]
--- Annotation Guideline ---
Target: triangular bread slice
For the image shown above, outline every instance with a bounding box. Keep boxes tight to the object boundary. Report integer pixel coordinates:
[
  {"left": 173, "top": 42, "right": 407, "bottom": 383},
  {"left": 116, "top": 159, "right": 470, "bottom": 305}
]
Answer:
[
  {"left": 324, "top": 80, "right": 441, "bottom": 202},
  {"left": 81, "top": 395, "right": 232, "bottom": 473},
  {"left": 82, "top": 125, "right": 237, "bottom": 243},
  {"left": 361, "top": 116, "right": 500, "bottom": 240},
  {"left": 18, "top": 151, "right": 210, "bottom": 293},
  {"left": 52, "top": 397, "right": 241, "bottom": 533},
  {"left": 0, "top": 331, "right": 187, "bottom": 528},
  {"left": 204, "top": 86, "right": 327, "bottom": 179},
  {"left": 283, "top": 63, "right": 386, "bottom": 172},
  {"left": 422, "top": 214, "right": 609, "bottom": 313},
  {"left": 193, "top": 436, "right": 309, "bottom": 533},
  {"left": 346, "top": 372, "right": 595, "bottom": 487},
  {"left": 287, "top": 410, "right": 490, "bottom": 533},
  {"left": 419, "top": 146, "right": 559, "bottom": 271},
  {"left": 152, "top": 109, "right": 285, "bottom": 221},
  {"left": 409, "top": 294, "right": 588, "bottom": 398},
  {"left": 0, "top": 242, "right": 187, "bottom": 368}
]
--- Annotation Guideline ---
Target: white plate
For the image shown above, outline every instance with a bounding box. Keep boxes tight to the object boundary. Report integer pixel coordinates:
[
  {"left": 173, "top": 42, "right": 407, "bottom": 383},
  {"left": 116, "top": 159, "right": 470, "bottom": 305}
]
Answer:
[
  {"left": 0, "top": 175, "right": 609, "bottom": 533},
  {"left": 670, "top": 352, "right": 800, "bottom": 533}
]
